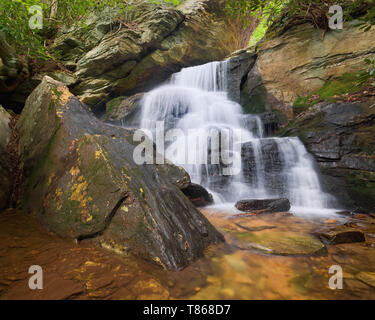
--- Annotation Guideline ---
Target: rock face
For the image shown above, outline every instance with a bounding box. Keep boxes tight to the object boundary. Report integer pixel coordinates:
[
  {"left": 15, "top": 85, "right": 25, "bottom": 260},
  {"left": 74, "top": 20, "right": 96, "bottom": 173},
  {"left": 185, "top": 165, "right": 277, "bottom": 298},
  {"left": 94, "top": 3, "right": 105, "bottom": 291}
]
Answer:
[
  {"left": 181, "top": 183, "right": 213, "bottom": 207},
  {"left": 51, "top": 0, "right": 253, "bottom": 109},
  {"left": 235, "top": 198, "right": 291, "bottom": 213},
  {"left": 16, "top": 76, "right": 223, "bottom": 270},
  {"left": 283, "top": 101, "right": 375, "bottom": 212},
  {"left": 226, "top": 51, "right": 257, "bottom": 103},
  {"left": 227, "top": 21, "right": 375, "bottom": 122},
  {"left": 0, "top": 106, "right": 11, "bottom": 210},
  {"left": 254, "top": 21, "right": 375, "bottom": 121}
]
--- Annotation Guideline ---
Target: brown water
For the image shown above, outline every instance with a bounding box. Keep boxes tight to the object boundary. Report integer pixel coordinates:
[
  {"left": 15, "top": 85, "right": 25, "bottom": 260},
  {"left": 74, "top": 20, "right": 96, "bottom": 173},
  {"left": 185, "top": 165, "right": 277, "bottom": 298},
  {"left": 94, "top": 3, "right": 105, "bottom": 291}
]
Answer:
[{"left": 1, "top": 208, "right": 375, "bottom": 300}]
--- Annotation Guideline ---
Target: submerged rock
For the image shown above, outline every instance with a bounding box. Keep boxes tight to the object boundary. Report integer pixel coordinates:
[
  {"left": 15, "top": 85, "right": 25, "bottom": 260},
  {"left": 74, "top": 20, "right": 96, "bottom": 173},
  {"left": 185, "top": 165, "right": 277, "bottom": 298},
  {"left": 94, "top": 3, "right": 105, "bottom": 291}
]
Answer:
[
  {"left": 230, "top": 230, "right": 326, "bottom": 256},
  {"left": 356, "top": 272, "right": 375, "bottom": 288},
  {"left": 181, "top": 183, "right": 213, "bottom": 207},
  {"left": 16, "top": 76, "right": 223, "bottom": 270},
  {"left": 235, "top": 198, "right": 291, "bottom": 213},
  {"left": 0, "top": 106, "right": 11, "bottom": 210}
]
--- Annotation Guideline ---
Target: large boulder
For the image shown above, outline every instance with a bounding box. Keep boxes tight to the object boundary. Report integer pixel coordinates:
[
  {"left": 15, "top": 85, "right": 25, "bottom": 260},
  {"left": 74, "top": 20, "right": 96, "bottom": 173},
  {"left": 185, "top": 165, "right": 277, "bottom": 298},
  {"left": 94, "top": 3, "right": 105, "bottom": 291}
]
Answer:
[
  {"left": 283, "top": 101, "right": 375, "bottom": 212},
  {"left": 16, "top": 76, "right": 223, "bottom": 270},
  {"left": 0, "top": 106, "right": 11, "bottom": 210}
]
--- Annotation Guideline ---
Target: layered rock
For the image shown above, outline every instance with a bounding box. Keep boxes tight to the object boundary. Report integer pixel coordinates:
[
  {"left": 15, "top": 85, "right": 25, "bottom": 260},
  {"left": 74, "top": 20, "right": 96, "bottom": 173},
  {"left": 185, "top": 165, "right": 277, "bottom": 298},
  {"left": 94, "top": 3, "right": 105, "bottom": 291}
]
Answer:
[
  {"left": 228, "top": 21, "right": 375, "bottom": 123},
  {"left": 282, "top": 101, "right": 375, "bottom": 212},
  {"left": 0, "top": 106, "right": 11, "bottom": 209},
  {"left": 51, "top": 0, "right": 253, "bottom": 109},
  {"left": 255, "top": 21, "right": 375, "bottom": 120},
  {"left": 16, "top": 76, "right": 223, "bottom": 270}
]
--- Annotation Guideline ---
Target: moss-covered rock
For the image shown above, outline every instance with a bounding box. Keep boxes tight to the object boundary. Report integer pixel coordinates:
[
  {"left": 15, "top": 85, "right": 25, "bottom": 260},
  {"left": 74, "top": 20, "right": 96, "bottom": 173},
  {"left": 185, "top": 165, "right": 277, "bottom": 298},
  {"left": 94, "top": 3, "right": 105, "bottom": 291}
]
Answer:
[{"left": 16, "top": 76, "right": 223, "bottom": 270}]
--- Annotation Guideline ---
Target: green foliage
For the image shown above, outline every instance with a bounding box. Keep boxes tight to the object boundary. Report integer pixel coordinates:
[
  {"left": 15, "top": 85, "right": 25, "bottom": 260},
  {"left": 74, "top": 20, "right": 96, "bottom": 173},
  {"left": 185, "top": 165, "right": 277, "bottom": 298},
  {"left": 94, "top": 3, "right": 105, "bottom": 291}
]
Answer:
[
  {"left": 356, "top": 3, "right": 375, "bottom": 31},
  {"left": 0, "top": 0, "right": 49, "bottom": 58},
  {"left": 0, "top": 0, "right": 183, "bottom": 60},
  {"left": 248, "top": 16, "right": 268, "bottom": 46},
  {"left": 226, "top": 0, "right": 375, "bottom": 32}
]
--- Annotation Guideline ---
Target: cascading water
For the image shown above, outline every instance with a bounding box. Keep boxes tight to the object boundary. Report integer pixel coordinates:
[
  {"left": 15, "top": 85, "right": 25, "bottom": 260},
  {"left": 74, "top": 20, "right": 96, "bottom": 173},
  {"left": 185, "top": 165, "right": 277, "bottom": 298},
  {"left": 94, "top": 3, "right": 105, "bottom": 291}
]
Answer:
[{"left": 139, "top": 60, "right": 338, "bottom": 217}]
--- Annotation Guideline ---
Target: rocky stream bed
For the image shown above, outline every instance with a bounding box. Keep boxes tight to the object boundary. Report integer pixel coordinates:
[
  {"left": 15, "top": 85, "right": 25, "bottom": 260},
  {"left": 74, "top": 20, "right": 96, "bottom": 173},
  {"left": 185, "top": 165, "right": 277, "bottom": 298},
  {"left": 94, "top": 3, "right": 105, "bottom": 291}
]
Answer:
[{"left": 2, "top": 208, "right": 375, "bottom": 300}]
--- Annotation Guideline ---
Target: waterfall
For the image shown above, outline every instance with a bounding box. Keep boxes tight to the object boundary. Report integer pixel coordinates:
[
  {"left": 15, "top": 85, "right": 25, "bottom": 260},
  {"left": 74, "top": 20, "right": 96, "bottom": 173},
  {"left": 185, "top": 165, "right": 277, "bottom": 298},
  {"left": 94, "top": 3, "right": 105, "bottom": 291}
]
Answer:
[{"left": 139, "top": 60, "right": 338, "bottom": 217}]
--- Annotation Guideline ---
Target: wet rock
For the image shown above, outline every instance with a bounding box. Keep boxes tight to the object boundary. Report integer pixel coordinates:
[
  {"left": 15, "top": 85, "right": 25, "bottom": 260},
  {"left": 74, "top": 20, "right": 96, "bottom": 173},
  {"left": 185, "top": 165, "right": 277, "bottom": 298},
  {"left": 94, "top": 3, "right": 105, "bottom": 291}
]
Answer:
[
  {"left": 226, "top": 51, "right": 257, "bottom": 103},
  {"left": 0, "top": 106, "right": 11, "bottom": 210},
  {"left": 16, "top": 76, "right": 223, "bottom": 270},
  {"left": 241, "top": 139, "right": 285, "bottom": 195},
  {"left": 285, "top": 101, "right": 375, "bottom": 212},
  {"left": 235, "top": 198, "right": 291, "bottom": 213},
  {"left": 319, "top": 228, "right": 366, "bottom": 244},
  {"left": 260, "top": 112, "right": 279, "bottom": 136},
  {"left": 181, "top": 183, "right": 213, "bottom": 207}
]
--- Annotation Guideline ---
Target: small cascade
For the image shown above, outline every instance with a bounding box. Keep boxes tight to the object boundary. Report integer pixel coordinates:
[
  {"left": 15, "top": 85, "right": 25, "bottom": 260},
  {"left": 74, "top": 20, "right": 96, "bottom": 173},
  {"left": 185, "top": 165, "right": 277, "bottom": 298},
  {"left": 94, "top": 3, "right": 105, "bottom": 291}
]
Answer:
[{"left": 139, "top": 60, "right": 338, "bottom": 216}]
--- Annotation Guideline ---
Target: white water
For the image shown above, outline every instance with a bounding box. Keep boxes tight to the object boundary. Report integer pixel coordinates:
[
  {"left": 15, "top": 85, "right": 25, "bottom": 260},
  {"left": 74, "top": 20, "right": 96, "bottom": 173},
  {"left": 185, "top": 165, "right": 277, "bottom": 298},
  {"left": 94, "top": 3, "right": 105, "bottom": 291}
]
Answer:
[{"left": 139, "top": 61, "right": 339, "bottom": 217}]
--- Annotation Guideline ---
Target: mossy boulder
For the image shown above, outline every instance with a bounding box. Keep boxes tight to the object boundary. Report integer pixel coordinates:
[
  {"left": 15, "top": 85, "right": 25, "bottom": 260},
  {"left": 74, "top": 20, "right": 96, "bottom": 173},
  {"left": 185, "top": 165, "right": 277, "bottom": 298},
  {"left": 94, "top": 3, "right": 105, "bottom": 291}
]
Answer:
[
  {"left": 16, "top": 76, "right": 223, "bottom": 270},
  {"left": 0, "top": 106, "right": 11, "bottom": 210}
]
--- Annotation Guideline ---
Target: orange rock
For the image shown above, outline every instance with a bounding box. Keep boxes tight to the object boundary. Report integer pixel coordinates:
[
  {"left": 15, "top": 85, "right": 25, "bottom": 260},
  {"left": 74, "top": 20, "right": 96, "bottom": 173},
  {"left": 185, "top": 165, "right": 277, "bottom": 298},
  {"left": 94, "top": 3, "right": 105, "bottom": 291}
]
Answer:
[{"left": 324, "top": 219, "right": 338, "bottom": 224}]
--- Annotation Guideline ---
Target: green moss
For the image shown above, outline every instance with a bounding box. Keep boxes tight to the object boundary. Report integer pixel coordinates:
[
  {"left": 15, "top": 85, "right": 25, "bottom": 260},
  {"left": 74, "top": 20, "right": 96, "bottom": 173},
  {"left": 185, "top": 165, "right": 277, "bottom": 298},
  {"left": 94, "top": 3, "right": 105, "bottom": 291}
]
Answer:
[
  {"left": 293, "top": 72, "right": 371, "bottom": 115},
  {"left": 105, "top": 96, "right": 123, "bottom": 120},
  {"left": 345, "top": 170, "right": 375, "bottom": 210}
]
